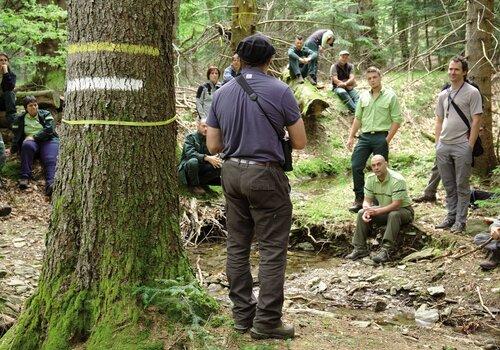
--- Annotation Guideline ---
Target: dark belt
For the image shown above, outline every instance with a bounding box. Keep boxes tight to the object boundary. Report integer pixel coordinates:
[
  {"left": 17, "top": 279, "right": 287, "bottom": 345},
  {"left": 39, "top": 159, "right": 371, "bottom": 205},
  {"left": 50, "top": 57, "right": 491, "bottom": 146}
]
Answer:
[
  {"left": 362, "top": 131, "right": 388, "bottom": 135},
  {"left": 225, "top": 157, "right": 280, "bottom": 167}
]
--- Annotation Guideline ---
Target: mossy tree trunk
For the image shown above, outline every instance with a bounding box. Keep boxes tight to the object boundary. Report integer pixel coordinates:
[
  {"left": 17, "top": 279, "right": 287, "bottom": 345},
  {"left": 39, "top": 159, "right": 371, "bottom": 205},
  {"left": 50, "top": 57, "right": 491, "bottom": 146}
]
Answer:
[
  {"left": 465, "top": 0, "right": 497, "bottom": 174},
  {"left": 231, "top": 0, "right": 257, "bottom": 52},
  {"left": 0, "top": 1, "right": 195, "bottom": 349}
]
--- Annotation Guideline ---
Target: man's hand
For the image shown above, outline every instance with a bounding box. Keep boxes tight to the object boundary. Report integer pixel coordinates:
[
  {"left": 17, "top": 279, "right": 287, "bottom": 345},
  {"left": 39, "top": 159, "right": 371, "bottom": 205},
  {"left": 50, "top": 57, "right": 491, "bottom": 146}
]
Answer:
[
  {"left": 205, "top": 155, "right": 222, "bottom": 168},
  {"left": 1, "top": 64, "right": 8, "bottom": 74},
  {"left": 4, "top": 148, "right": 10, "bottom": 158},
  {"left": 299, "top": 58, "right": 307, "bottom": 64},
  {"left": 362, "top": 210, "right": 372, "bottom": 223},
  {"left": 319, "top": 46, "right": 324, "bottom": 54},
  {"left": 347, "top": 135, "right": 356, "bottom": 150},
  {"left": 491, "top": 226, "right": 500, "bottom": 241}
]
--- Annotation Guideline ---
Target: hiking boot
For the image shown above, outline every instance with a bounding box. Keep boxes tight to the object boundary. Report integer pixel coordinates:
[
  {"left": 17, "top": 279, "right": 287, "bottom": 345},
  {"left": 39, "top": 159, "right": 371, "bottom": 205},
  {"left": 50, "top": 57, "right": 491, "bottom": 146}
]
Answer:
[
  {"left": 0, "top": 205, "right": 11, "bottom": 217},
  {"left": 250, "top": 322, "right": 294, "bottom": 340},
  {"left": 346, "top": 249, "right": 369, "bottom": 260},
  {"left": 0, "top": 177, "right": 5, "bottom": 190},
  {"left": 371, "top": 248, "right": 390, "bottom": 264},
  {"left": 18, "top": 178, "right": 29, "bottom": 190},
  {"left": 413, "top": 194, "right": 436, "bottom": 203},
  {"left": 479, "top": 251, "right": 499, "bottom": 271},
  {"left": 45, "top": 184, "right": 53, "bottom": 197},
  {"left": 306, "top": 75, "right": 317, "bottom": 85},
  {"left": 190, "top": 186, "right": 206, "bottom": 195},
  {"left": 435, "top": 217, "right": 455, "bottom": 229},
  {"left": 234, "top": 320, "right": 253, "bottom": 333},
  {"left": 450, "top": 222, "right": 466, "bottom": 234},
  {"left": 295, "top": 75, "right": 304, "bottom": 84},
  {"left": 348, "top": 199, "right": 363, "bottom": 213}
]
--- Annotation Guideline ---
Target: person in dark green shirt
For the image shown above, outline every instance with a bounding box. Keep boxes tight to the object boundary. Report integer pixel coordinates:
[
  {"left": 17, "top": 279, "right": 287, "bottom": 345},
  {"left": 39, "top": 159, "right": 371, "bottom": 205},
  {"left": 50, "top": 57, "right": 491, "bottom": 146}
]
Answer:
[
  {"left": 347, "top": 66, "right": 402, "bottom": 213},
  {"left": 346, "top": 155, "right": 414, "bottom": 263},
  {"left": 288, "top": 36, "right": 318, "bottom": 84},
  {"left": 178, "top": 118, "right": 221, "bottom": 195}
]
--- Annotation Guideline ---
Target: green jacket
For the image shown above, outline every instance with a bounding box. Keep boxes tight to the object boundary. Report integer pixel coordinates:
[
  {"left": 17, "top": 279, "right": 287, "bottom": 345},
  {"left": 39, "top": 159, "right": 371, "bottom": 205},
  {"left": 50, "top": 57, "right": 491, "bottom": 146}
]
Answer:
[
  {"left": 178, "top": 132, "right": 209, "bottom": 185},
  {"left": 11, "top": 109, "right": 58, "bottom": 154}
]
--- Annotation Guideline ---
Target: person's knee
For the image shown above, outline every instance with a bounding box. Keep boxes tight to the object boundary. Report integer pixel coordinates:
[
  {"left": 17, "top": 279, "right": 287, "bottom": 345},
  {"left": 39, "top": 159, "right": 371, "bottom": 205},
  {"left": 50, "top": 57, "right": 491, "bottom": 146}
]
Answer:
[
  {"left": 21, "top": 140, "right": 36, "bottom": 151},
  {"left": 388, "top": 211, "right": 401, "bottom": 221},
  {"left": 185, "top": 158, "right": 199, "bottom": 169},
  {"left": 335, "top": 88, "right": 348, "bottom": 96}
]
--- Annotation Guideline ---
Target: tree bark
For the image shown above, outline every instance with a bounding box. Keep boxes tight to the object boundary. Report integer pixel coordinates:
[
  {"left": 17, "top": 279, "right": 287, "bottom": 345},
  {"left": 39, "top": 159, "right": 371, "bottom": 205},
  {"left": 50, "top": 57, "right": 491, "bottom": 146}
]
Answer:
[
  {"left": 465, "top": 0, "right": 497, "bottom": 174},
  {"left": 356, "top": 0, "right": 381, "bottom": 69},
  {"left": 0, "top": 1, "right": 202, "bottom": 349},
  {"left": 231, "top": 0, "right": 257, "bottom": 52}
]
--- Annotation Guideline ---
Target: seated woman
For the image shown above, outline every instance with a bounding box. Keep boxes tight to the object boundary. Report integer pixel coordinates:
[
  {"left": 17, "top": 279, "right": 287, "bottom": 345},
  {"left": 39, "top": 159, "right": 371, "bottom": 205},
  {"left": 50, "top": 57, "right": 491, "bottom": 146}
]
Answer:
[
  {"left": 11, "top": 96, "right": 59, "bottom": 196},
  {"left": 195, "top": 66, "right": 220, "bottom": 119}
]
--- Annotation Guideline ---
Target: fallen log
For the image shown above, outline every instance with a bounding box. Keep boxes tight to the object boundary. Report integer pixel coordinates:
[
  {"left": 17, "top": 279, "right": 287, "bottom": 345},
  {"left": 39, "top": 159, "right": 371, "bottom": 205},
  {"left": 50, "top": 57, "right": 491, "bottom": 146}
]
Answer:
[{"left": 281, "top": 70, "right": 330, "bottom": 117}]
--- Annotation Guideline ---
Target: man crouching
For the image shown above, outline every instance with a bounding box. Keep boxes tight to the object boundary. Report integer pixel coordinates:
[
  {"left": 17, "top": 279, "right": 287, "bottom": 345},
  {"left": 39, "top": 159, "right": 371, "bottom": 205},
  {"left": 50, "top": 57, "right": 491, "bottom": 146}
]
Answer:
[{"left": 346, "top": 155, "right": 414, "bottom": 263}]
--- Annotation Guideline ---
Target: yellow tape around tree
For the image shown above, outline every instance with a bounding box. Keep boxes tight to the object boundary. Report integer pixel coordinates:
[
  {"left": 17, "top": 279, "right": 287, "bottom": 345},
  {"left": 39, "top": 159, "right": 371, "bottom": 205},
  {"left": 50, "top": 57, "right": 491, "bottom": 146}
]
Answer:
[
  {"left": 68, "top": 42, "right": 160, "bottom": 56},
  {"left": 62, "top": 115, "right": 177, "bottom": 127}
]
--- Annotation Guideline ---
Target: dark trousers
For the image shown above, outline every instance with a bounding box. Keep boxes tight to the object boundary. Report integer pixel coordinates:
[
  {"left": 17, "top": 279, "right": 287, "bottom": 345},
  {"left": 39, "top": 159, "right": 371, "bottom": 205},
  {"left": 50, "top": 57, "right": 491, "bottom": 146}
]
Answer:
[
  {"left": 288, "top": 58, "right": 313, "bottom": 78},
  {"left": 303, "top": 41, "right": 319, "bottom": 77},
  {"left": 351, "top": 132, "right": 389, "bottom": 199},
  {"left": 0, "top": 91, "right": 16, "bottom": 128},
  {"left": 21, "top": 139, "right": 59, "bottom": 189},
  {"left": 353, "top": 207, "right": 414, "bottom": 250},
  {"left": 222, "top": 161, "right": 292, "bottom": 328},
  {"left": 184, "top": 158, "right": 221, "bottom": 186},
  {"left": 423, "top": 159, "right": 440, "bottom": 197}
]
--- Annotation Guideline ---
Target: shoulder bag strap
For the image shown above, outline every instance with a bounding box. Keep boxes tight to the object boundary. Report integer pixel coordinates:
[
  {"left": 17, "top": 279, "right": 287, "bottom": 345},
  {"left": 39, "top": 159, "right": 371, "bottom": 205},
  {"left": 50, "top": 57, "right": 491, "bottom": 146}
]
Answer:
[{"left": 234, "top": 74, "right": 285, "bottom": 139}]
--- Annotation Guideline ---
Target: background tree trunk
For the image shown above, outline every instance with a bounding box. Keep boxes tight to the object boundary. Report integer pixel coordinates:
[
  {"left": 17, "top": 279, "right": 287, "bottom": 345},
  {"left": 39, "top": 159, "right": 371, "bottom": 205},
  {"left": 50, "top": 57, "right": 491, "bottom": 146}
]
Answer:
[
  {"left": 356, "top": 0, "right": 380, "bottom": 69},
  {"left": 231, "top": 0, "right": 257, "bottom": 52},
  {"left": 465, "top": 0, "right": 497, "bottom": 174},
  {"left": 0, "top": 0, "right": 198, "bottom": 348}
]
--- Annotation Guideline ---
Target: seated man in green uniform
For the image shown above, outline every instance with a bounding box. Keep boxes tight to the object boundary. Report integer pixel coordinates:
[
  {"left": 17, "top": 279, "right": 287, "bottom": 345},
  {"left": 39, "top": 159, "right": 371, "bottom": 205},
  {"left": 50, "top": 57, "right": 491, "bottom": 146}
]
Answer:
[
  {"left": 346, "top": 155, "right": 414, "bottom": 263},
  {"left": 178, "top": 118, "right": 221, "bottom": 195},
  {"left": 288, "top": 35, "right": 318, "bottom": 84}
]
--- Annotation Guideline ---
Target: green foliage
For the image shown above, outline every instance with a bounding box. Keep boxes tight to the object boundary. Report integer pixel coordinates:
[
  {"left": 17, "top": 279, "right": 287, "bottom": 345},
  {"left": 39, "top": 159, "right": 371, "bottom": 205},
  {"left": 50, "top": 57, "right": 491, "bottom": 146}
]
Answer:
[
  {"left": 0, "top": 1, "right": 67, "bottom": 83},
  {"left": 0, "top": 159, "right": 20, "bottom": 179},
  {"left": 292, "top": 156, "right": 350, "bottom": 178},
  {"left": 134, "top": 277, "right": 219, "bottom": 326}
]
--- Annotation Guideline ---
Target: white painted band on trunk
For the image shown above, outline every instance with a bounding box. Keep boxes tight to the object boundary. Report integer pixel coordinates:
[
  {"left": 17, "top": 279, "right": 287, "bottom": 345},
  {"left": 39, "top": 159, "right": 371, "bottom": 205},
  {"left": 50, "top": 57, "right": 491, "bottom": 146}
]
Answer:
[{"left": 67, "top": 77, "right": 143, "bottom": 92}]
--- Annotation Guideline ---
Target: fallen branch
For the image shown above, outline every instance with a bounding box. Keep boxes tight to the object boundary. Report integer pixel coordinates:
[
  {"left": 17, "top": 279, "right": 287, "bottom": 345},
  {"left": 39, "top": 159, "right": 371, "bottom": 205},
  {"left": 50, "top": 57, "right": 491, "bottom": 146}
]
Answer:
[
  {"left": 476, "top": 286, "right": 496, "bottom": 320},
  {"left": 453, "top": 238, "right": 493, "bottom": 260}
]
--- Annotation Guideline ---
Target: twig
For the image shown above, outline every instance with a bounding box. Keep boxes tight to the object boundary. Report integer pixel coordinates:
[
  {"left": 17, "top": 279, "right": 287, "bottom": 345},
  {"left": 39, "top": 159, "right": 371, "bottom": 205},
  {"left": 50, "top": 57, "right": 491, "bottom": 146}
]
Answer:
[
  {"left": 476, "top": 286, "right": 496, "bottom": 320},
  {"left": 453, "top": 237, "right": 493, "bottom": 260},
  {"left": 196, "top": 256, "right": 204, "bottom": 285}
]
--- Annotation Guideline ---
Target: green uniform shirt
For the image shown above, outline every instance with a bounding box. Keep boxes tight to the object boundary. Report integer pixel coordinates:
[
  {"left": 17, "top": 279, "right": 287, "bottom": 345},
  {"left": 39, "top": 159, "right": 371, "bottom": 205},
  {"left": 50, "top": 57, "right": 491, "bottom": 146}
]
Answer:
[
  {"left": 354, "top": 87, "right": 402, "bottom": 133},
  {"left": 364, "top": 169, "right": 411, "bottom": 208},
  {"left": 24, "top": 114, "right": 43, "bottom": 137}
]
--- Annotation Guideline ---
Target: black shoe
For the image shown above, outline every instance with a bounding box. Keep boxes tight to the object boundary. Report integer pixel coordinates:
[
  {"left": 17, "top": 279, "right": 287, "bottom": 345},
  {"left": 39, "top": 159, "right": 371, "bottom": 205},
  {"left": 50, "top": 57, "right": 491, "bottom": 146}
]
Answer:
[
  {"left": 435, "top": 218, "right": 455, "bottom": 229},
  {"left": 346, "top": 249, "right": 369, "bottom": 260},
  {"left": 234, "top": 322, "right": 252, "bottom": 333},
  {"left": 479, "top": 251, "right": 499, "bottom": 271},
  {"left": 18, "top": 178, "right": 29, "bottom": 190},
  {"left": 450, "top": 222, "right": 466, "bottom": 233},
  {"left": 250, "top": 322, "right": 294, "bottom": 340},
  {"left": 0, "top": 205, "right": 11, "bottom": 217},
  {"left": 348, "top": 200, "right": 363, "bottom": 213},
  {"left": 413, "top": 194, "right": 436, "bottom": 203},
  {"left": 45, "top": 184, "right": 53, "bottom": 197},
  {"left": 371, "top": 248, "right": 390, "bottom": 264},
  {"left": 295, "top": 75, "right": 305, "bottom": 84}
]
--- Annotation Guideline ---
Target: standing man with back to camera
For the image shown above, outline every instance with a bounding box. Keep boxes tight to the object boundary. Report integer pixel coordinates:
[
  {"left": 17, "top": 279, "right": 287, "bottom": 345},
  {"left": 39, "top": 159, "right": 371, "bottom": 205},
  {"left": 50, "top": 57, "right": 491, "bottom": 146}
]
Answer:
[{"left": 206, "top": 34, "right": 306, "bottom": 340}]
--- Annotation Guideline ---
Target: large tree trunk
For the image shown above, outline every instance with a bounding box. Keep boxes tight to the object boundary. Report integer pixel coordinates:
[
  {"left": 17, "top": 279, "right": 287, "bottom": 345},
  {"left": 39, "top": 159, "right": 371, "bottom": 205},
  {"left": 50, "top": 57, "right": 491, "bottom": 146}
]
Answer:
[
  {"left": 356, "top": 0, "right": 381, "bottom": 69},
  {"left": 396, "top": 10, "right": 410, "bottom": 63},
  {"left": 465, "top": 0, "right": 497, "bottom": 174},
  {"left": 231, "top": 0, "right": 257, "bottom": 52},
  {"left": 0, "top": 1, "right": 203, "bottom": 349}
]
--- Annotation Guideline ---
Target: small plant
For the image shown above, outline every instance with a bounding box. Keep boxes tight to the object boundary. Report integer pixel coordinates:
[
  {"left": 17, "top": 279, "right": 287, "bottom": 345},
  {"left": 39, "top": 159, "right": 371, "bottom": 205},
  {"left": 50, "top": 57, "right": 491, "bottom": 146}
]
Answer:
[{"left": 134, "top": 277, "right": 219, "bottom": 326}]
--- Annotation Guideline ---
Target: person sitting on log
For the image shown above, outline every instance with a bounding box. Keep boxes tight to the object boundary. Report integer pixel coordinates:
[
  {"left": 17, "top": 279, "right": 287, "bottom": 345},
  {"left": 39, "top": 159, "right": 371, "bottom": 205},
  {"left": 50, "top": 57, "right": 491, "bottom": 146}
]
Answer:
[
  {"left": 178, "top": 118, "right": 221, "bottom": 195},
  {"left": 474, "top": 217, "right": 500, "bottom": 271},
  {"left": 11, "top": 96, "right": 59, "bottom": 196},
  {"left": 330, "top": 50, "right": 359, "bottom": 112},
  {"left": 346, "top": 155, "right": 414, "bottom": 263},
  {"left": 287, "top": 35, "right": 318, "bottom": 84},
  {"left": 303, "top": 29, "right": 335, "bottom": 85},
  {"left": 0, "top": 53, "right": 17, "bottom": 193},
  {"left": 222, "top": 53, "right": 241, "bottom": 84},
  {"left": 196, "top": 66, "right": 221, "bottom": 119}
]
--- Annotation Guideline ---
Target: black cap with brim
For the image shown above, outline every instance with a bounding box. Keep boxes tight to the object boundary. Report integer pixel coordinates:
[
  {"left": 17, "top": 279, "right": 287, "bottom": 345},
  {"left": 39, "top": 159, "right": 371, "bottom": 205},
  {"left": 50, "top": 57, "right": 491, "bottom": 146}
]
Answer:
[{"left": 236, "top": 34, "right": 276, "bottom": 65}]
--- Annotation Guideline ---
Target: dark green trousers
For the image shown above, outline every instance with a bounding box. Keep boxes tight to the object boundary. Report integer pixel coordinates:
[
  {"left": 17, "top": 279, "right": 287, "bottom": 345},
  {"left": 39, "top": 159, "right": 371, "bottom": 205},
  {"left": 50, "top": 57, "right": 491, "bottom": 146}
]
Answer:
[
  {"left": 351, "top": 132, "right": 389, "bottom": 200},
  {"left": 352, "top": 206, "right": 414, "bottom": 250}
]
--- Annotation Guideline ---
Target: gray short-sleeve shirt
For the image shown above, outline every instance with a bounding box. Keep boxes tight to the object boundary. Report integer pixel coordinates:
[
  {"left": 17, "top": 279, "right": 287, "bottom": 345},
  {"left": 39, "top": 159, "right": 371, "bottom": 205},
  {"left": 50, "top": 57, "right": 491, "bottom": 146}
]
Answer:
[
  {"left": 207, "top": 67, "right": 301, "bottom": 164},
  {"left": 435, "top": 82, "right": 482, "bottom": 144}
]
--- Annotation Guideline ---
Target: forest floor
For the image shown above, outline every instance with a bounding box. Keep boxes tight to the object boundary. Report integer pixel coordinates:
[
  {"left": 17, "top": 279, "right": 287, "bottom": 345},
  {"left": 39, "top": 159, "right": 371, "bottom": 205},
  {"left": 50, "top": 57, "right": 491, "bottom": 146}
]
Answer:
[{"left": 0, "top": 71, "right": 499, "bottom": 349}]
